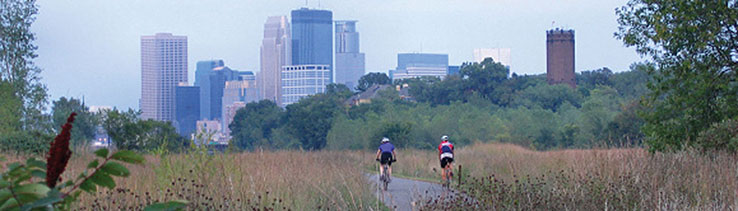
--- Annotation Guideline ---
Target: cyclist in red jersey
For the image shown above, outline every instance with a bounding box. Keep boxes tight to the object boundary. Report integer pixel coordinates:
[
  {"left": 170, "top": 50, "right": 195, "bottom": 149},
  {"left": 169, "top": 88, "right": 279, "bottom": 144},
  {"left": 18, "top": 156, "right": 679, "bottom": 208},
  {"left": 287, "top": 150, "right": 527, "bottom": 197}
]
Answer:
[{"left": 438, "top": 135, "right": 454, "bottom": 183}]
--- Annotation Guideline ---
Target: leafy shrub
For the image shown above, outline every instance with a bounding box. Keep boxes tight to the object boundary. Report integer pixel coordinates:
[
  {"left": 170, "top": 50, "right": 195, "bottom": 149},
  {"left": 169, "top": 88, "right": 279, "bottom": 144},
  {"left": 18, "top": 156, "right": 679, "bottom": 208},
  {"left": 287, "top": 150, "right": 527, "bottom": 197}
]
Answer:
[
  {"left": 0, "top": 113, "right": 184, "bottom": 210},
  {"left": 696, "top": 119, "right": 738, "bottom": 153}
]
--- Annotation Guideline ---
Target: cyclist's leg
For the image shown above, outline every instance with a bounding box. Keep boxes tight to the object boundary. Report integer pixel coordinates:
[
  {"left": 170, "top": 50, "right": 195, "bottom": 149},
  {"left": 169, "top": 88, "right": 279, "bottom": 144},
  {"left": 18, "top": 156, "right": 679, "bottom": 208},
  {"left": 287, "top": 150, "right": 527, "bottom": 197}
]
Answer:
[
  {"left": 379, "top": 163, "right": 385, "bottom": 180},
  {"left": 387, "top": 159, "right": 392, "bottom": 178},
  {"left": 440, "top": 158, "right": 447, "bottom": 181},
  {"left": 447, "top": 161, "right": 454, "bottom": 177}
]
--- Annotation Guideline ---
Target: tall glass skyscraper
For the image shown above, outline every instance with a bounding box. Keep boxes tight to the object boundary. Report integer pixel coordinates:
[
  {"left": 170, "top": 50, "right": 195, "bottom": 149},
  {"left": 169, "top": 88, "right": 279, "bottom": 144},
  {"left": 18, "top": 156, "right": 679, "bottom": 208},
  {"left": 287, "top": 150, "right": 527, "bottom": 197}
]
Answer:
[
  {"left": 194, "top": 60, "right": 225, "bottom": 120},
  {"left": 259, "top": 16, "right": 291, "bottom": 105},
  {"left": 335, "top": 20, "right": 365, "bottom": 90},
  {"left": 291, "top": 8, "right": 333, "bottom": 77},
  {"left": 140, "top": 33, "right": 187, "bottom": 121}
]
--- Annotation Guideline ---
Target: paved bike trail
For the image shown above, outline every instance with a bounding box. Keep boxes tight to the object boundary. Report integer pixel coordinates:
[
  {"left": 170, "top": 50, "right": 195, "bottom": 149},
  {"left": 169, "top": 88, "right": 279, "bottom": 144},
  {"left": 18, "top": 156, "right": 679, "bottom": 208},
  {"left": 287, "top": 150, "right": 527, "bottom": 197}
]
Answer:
[{"left": 368, "top": 174, "right": 453, "bottom": 211}]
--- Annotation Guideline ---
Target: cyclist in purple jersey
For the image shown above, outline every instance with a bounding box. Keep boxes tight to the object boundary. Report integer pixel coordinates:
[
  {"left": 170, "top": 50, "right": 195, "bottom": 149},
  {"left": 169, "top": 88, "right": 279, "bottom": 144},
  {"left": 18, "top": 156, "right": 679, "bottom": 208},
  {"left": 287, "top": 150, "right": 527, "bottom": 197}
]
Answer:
[{"left": 375, "top": 137, "right": 396, "bottom": 180}]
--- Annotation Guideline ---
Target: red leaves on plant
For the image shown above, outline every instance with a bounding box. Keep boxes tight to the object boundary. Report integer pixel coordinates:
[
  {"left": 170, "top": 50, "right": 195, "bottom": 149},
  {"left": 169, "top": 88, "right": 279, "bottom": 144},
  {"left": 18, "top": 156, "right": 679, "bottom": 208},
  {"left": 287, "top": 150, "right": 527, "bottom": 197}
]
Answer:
[{"left": 46, "top": 112, "right": 76, "bottom": 188}]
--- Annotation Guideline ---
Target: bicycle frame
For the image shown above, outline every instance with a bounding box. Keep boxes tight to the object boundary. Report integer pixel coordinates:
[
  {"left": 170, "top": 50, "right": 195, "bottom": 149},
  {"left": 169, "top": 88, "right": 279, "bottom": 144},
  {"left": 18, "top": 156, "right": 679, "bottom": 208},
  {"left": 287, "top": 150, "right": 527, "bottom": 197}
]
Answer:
[{"left": 379, "top": 163, "right": 390, "bottom": 190}]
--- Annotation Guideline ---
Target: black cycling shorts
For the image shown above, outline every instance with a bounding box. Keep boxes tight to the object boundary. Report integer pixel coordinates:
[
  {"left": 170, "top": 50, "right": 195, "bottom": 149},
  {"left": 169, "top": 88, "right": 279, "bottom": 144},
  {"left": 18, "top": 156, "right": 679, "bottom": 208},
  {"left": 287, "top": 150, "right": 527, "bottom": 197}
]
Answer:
[
  {"left": 440, "top": 157, "right": 454, "bottom": 168},
  {"left": 380, "top": 152, "right": 393, "bottom": 165}
]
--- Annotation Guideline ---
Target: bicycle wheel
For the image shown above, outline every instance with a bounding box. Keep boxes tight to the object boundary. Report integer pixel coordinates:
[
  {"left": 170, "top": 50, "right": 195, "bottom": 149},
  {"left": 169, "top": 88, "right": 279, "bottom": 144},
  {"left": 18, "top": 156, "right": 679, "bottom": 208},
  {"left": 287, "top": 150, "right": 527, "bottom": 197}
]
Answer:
[{"left": 382, "top": 166, "right": 389, "bottom": 190}]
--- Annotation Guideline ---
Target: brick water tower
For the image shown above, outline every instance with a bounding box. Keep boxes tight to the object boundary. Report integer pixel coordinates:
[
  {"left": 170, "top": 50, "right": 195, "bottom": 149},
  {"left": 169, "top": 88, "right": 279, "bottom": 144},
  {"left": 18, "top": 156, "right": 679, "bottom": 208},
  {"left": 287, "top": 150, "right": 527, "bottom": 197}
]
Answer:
[{"left": 546, "top": 29, "right": 575, "bottom": 89}]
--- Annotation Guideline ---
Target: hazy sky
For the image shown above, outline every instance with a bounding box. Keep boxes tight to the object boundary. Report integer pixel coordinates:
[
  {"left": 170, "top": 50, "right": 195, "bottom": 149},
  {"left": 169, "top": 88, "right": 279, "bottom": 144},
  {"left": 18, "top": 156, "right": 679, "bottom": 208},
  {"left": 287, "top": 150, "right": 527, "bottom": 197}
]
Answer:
[{"left": 33, "top": 0, "right": 642, "bottom": 110}]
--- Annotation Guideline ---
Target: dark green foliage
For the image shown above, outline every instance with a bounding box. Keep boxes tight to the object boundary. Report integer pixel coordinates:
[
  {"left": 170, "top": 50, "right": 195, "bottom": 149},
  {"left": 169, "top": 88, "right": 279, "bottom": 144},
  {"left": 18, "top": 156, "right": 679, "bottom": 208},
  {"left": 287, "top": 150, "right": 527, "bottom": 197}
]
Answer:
[
  {"left": 372, "top": 121, "right": 413, "bottom": 149},
  {"left": 51, "top": 97, "right": 97, "bottom": 146},
  {"left": 696, "top": 119, "right": 738, "bottom": 153},
  {"left": 609, "top": 64, "right": 649, "bottom": 100},
  {"left": 403, "top": 76, "right": 466, "bottom": 106},
  {"left": 511, "top": 83, "right": 583, "bottom": 112},
  {"left": 356, "top": 72, "right": 390, "bottom": 92},
  {"left": 460, "top": 57, "right": 509, "bottom": 99},
  {"left": 576, "top": 68, "right": 613, "bottom": 96},
  {"left": 228, "top": 61, "right": 648, "bottom": 150},
  {"left": 616, "top": 0, "right": 738, "bottom": 152},
  {"left": 229, "top": 100, "right": 283, "bottom": 150},
  {"left": 284, "top": 92, "right": 344, "bottom": 150},
  {"left": 604, "top": 100, "right": 645, "bottom": 147},
  {"left": 102, "top": 109, "right": 188, "bottom": 152}
]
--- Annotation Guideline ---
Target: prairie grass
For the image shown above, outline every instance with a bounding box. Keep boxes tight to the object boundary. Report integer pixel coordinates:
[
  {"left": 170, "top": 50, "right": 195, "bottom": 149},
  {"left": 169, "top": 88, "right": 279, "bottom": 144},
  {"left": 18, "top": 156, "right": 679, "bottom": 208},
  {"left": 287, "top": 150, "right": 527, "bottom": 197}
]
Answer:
[
  {"left": 404, "top": 143, "right": 738, "bottom": 210},
  {"left": 1, "top": 149, "right": 379, "bottom": 210},
  {"left": 5, "top": 143, "right": 737, "bottom": 210}
]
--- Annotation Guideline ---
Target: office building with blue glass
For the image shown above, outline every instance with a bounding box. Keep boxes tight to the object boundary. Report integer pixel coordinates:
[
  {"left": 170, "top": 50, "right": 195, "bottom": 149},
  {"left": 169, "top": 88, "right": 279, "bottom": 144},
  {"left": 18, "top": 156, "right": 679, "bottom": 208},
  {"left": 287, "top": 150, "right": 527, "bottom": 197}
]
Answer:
[
  {"left": 390, "top": 53, "right": 449, "bottom": 80},
  {"left": 194, "top": 59, "right": 244, "bottom": 121},
  {"left": 194, "top": 60, "right": 225, "bottom": 120},
  {"left": 175, "top": 84, "right": 200, "bottom": 137},
  {"left": 291, "top": 8, "right": 333, "bottom": 76}
]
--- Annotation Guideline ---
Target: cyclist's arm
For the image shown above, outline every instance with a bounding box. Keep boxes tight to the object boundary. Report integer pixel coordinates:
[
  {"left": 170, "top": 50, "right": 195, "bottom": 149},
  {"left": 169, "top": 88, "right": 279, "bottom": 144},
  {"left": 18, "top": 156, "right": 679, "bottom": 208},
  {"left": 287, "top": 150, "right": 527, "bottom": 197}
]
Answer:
[
  {"left": 375, "top": 149, "right": 381, "bottom": 160},
  {"left": 392, "top": 150, "right": 396, "bottom": 160}
]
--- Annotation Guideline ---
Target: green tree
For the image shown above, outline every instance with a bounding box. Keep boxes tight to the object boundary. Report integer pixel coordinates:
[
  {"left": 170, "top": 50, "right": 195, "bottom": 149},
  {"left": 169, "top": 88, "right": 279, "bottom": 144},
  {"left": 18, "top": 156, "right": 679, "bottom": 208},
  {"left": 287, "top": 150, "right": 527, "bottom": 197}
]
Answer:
[
  {"left": 511, "top": 83, "right": 583, "bottom": 112},
  {"left": 0, "top": 81, "right": 22, "bottom": 136},
  {"left": 460, "top": 57, "right": 509, "bottom": 98},
  {"left": 609, "top": 63, "right": 650, "bottom": 100},
  {"left": 229, "top": 100, "right": 283, "bottom": 150},
  {"left": 0, "top": 0, "right": 50, "bottom": 135},
  {"left": 605, "top": 100, "right": 645, "bottom": 147},
  {"left": 576, "top": 67, "right": 613, "bottom": 96},
  {"left": 51, "top": 97, "right": 97, "bottom": 146},
  {"left": 326, "top": 83, "right": 353, "bottom": 99},
  {"left": 372, "top": 121, "right": 414, "bottom": 149},
  {"left": 102, "top": 108, "right": 187, "bottom": 152},
  {"left": 284, "top": 93, "right": 343, "bottom": 150},
  {"left": 616, "top": 0, "right": 738, "bottom": 151},
  {"left": 356, "top": 72, "right": 390, "bottom": 92}
]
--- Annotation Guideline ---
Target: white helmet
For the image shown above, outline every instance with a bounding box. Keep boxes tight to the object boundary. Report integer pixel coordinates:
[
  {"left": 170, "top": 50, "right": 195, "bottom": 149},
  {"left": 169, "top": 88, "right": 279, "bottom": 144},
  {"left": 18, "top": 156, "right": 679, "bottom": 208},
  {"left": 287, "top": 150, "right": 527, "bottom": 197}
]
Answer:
[
  {"left": 381, "top": 137, "right": 390, "bottom": 143},
  {"left": 441, "top": 135, "right": 449, "bottom": 141}
]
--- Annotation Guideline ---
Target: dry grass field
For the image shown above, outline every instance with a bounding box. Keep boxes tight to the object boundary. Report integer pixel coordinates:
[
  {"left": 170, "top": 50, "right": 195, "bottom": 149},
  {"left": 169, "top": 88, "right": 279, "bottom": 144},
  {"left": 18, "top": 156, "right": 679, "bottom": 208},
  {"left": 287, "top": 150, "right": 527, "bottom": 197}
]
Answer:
[
  {"left": 4, "top": 143, "right": 737, "bottom": 210},
  {"left": 395, "top": 143, "right": 738, "bottom": 210},
  {"left": 2, "top": 149, "right": 380, "bottom": 210}
]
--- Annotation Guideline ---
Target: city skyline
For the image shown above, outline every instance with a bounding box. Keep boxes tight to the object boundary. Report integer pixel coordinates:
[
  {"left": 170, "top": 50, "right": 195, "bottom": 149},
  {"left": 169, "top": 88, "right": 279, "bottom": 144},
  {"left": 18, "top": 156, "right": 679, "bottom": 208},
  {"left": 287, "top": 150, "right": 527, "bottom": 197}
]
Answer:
[{"left": 33, "top": 0, "right": 640, "bottom": 110}]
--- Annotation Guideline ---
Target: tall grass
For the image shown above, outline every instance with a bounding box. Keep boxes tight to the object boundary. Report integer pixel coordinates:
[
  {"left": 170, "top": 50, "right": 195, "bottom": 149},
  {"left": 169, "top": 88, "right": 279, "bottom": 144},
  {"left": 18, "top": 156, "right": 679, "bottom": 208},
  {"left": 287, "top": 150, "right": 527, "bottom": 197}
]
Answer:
[
  {"left": 2, "top": 149, "right": 378, "bottom": 210},
  {"left": 407, "top": 143, "right": 738, "bottom": 210}
]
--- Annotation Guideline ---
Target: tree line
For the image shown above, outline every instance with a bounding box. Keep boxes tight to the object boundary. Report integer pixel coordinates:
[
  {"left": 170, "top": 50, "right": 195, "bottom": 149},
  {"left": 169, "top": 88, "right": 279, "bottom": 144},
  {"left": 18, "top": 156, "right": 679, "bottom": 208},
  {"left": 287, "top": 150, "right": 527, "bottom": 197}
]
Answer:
[{"left": 229, "top": 59, "right": 652, "bottom": 151}]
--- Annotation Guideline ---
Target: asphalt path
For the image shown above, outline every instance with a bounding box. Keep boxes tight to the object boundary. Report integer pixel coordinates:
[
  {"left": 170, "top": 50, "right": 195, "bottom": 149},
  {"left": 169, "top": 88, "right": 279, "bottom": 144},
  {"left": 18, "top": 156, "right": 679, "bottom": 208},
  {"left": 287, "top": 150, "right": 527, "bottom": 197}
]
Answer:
[{"left": 368, "top": 174, "right": 454, "bottom": 211}]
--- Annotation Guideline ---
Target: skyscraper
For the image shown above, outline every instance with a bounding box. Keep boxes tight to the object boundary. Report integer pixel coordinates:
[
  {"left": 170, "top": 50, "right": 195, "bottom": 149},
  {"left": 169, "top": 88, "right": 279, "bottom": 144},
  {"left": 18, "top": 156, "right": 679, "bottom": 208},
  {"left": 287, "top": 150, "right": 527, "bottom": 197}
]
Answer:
[
  {"left": 390, "top": 53, "right": 448, "bottom": 81},
  {"left": 335, "top": 20, "right": 365, "bottom": 90},
  {"left": 175, "top": 83, "right": 199, "bottom": 137},
  {"left": 291, "top": 8, "right": 333, "bottom": 77},
  {"left": 546, "top": 29, "right": 576, "bottom": 88},
  {"left": 205, "top": 66, "right": 241, "bottom": 121},
  {"left": 194, "top": 60, "right": 225, "bottom": 120},
  {"left": 140, "top": 33, "right": 187, "bottom": 121},
  {"left": 281, "top": 64, "right": 331, "bottom": 106},
  {"left": 259, "top": 16, "right": 291, "bottom": 105}
]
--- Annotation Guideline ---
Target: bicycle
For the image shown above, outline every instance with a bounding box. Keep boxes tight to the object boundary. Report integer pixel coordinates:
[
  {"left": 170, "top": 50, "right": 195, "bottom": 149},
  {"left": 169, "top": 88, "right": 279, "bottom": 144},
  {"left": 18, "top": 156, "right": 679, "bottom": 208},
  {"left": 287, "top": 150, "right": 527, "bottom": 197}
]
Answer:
[
  {"left": 376, "top": 158, "right": 396, "bottom": 191},
  {"left": 442, "top": 163, "right": 453, "bottom": 188},
  {"left": 379, "top": 163, "right": 390, "bottom": 191}
]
